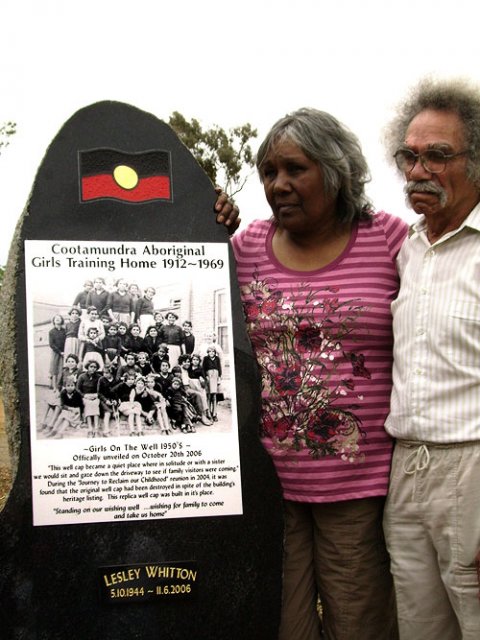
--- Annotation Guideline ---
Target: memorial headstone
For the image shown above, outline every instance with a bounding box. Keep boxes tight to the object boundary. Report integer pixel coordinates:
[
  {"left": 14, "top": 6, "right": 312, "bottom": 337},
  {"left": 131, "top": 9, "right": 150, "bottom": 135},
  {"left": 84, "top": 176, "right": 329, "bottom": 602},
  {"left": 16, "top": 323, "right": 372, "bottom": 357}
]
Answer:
[{"left": 0, "top": 102, "right": 283, "bottom": 639}]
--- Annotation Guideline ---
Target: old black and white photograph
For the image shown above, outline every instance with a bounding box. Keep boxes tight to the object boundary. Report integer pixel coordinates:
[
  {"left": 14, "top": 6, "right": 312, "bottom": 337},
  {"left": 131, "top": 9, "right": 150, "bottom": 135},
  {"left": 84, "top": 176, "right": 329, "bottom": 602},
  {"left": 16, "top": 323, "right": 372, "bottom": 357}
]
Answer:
[{"left": 25, "top": 240, "right": 242, "bottom": 525}]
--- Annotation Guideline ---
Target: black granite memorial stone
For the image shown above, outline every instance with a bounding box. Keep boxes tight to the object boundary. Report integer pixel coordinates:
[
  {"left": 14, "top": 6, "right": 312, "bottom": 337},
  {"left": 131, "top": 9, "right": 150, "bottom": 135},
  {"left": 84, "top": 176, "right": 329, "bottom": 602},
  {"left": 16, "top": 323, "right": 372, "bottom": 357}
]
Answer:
[{"left": 0, "top": 102, "right": 283, "bottom": 640}]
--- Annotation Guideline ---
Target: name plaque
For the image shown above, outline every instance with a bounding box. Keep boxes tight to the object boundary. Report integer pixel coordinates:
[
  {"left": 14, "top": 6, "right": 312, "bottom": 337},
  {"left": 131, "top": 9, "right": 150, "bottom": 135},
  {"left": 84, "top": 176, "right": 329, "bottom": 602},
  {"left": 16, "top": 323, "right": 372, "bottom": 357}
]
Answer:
[{"left": 99, "top": 561, "right": 197, "bottom": 603}]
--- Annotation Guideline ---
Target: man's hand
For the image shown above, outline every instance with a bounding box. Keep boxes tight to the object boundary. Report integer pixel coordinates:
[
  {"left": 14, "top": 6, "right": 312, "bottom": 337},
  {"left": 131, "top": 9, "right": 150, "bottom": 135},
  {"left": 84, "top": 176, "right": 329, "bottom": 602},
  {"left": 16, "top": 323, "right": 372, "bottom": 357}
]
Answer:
[{"left": 214, "top": 187, "right": 240, "bottom": 235}]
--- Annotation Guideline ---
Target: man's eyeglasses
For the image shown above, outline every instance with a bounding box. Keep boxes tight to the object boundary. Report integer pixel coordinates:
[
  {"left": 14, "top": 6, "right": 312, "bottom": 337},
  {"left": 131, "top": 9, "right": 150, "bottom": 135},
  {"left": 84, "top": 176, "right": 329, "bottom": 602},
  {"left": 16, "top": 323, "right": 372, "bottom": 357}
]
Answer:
[{"left": 393, "top": 148, "right": 469, "bottom": 174}]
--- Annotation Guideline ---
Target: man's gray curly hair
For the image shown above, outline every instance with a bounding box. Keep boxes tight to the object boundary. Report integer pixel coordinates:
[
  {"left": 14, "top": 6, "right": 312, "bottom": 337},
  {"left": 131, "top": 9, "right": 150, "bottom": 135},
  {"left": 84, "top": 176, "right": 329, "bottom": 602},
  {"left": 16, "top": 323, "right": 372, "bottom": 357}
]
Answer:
[{"left": 384, "top": 77, "right": 480, "bottom": 187}]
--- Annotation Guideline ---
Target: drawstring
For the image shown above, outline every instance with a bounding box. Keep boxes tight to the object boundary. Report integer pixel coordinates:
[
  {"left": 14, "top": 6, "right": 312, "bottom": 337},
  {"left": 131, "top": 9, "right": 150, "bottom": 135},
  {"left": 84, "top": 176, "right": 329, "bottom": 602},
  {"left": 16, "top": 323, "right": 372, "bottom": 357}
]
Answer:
[
  {"left": 403, "top": 444, "right": 430, "bottom": 475},
  {"left": 402, "top": 444, "right": 430, "bottom": 499}
]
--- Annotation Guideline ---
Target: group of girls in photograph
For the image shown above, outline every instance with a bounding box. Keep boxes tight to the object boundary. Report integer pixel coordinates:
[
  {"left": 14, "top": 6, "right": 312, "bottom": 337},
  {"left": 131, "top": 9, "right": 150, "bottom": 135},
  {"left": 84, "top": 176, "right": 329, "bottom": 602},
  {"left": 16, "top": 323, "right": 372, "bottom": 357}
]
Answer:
[{"left": 41, "top": 276, "right": 224, "bottom": 439}]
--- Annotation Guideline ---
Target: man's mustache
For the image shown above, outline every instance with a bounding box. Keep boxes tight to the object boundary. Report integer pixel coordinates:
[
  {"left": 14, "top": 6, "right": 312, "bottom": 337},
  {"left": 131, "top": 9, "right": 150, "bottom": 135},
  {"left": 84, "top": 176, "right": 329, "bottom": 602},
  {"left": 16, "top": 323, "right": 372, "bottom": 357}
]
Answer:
[{"left": 404, "top": 180, "right": 447, "bottom": 206}]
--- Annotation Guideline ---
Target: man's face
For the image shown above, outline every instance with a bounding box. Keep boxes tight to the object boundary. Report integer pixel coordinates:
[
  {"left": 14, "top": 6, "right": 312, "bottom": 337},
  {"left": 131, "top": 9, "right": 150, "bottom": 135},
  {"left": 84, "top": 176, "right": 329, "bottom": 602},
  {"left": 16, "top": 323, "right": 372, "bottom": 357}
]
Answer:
[{"left": 403, "top": 109, "right": 479, "bottom": 228}]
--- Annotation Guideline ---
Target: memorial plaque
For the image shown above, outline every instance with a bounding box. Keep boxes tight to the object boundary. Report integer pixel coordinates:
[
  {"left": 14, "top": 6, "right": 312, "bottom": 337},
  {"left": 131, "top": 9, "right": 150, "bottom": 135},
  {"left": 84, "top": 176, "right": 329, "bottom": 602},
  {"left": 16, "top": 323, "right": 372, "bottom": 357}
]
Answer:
[{"left": 0, "top": 102, "right": 282, "bottom": 639}]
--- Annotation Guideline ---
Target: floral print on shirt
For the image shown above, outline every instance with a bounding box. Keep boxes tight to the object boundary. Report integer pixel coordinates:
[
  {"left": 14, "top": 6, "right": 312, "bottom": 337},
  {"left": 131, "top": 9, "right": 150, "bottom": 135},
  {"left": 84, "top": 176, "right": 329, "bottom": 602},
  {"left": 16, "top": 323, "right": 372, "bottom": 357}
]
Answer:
[{"left": 241, "top": 271, "right": 371, "bottom": 462}]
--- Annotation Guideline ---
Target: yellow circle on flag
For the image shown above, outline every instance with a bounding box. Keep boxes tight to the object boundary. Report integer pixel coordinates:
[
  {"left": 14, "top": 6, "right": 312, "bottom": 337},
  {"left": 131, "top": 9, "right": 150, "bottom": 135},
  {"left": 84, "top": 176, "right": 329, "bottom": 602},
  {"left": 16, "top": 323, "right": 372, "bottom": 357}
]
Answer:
[{"left": 113, "top": 165, "right": 139, "bottom": 190}]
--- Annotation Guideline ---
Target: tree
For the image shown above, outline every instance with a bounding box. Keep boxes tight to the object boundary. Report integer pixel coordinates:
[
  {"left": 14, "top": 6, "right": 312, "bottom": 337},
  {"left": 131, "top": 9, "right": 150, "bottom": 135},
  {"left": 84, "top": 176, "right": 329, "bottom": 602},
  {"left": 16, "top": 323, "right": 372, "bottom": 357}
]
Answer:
[
  {"left": 169, "top": 112, "right": 257, "bottom": 197},
  {"left": 0, "top": 121, "right": 16, "bottom": 155}
]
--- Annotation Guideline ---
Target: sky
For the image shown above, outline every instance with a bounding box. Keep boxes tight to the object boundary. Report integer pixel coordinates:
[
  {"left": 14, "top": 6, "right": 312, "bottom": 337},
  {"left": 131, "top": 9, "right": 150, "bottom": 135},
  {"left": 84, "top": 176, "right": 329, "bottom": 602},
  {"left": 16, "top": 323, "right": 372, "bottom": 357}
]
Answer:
[{"left": 2, "top": 0, "right": 480, "bottom": 264}]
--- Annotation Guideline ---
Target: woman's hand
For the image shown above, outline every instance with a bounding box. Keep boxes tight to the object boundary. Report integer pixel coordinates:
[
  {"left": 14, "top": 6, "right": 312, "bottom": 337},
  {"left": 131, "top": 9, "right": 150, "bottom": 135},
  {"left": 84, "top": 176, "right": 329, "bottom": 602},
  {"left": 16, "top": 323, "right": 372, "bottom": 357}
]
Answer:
[{"left": 214, "top": 187, "right": 240, "bottom": 235}]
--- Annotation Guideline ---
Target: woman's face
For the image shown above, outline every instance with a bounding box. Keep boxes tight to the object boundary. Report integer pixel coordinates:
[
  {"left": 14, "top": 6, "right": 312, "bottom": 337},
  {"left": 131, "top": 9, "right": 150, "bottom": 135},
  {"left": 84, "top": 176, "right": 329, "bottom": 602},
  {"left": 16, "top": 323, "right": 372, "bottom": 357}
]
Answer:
[{"left": 260, "top": 139, "right": 337, "bottom": 236}]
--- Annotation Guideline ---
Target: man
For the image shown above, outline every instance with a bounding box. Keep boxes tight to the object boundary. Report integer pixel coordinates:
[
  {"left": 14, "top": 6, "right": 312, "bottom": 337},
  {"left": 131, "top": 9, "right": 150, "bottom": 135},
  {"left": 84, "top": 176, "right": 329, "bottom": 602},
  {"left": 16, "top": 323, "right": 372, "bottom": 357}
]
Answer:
[{"left": 383, "top": 78, "right": 480, "bottom": 640}]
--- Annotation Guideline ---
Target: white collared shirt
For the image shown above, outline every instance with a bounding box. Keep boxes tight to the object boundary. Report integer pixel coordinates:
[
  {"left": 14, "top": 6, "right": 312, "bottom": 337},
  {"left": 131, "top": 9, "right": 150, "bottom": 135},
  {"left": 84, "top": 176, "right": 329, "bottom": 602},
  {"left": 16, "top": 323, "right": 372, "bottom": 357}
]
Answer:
[{"left": 386, "top": 202, "right": 480, "bottom": 442}]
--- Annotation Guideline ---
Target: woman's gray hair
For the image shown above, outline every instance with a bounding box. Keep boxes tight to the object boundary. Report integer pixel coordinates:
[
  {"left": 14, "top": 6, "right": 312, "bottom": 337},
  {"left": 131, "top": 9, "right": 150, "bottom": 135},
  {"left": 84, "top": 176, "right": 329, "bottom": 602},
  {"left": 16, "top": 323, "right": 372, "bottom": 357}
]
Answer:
[
  {"left": 256, "top": 108, "right": 373, "bottom": 224},
  {"left": 384, "top": 77, "right": 480, "bottom": 186}
]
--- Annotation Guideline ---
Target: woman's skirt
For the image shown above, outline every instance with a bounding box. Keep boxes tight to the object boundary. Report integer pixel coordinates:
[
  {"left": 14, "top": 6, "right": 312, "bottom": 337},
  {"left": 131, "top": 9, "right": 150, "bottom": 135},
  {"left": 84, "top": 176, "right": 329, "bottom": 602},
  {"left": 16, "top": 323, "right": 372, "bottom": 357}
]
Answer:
[
  {"left": 64, "top": 337, "right": 79, "bottom": 359},
  {"left": 59, "top": 406, "right": 82, "bottom": 428},
  {"left": 83, "top": 394, "right": 100, "bottom": 417}
]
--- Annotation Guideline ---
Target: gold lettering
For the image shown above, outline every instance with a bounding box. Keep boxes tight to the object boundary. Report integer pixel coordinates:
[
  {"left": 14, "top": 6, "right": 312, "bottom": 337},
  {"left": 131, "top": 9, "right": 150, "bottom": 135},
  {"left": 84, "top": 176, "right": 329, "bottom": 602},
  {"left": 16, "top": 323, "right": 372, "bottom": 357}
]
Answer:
[{"left": 103, "top": 567, "right": 142, "bottom": 587}]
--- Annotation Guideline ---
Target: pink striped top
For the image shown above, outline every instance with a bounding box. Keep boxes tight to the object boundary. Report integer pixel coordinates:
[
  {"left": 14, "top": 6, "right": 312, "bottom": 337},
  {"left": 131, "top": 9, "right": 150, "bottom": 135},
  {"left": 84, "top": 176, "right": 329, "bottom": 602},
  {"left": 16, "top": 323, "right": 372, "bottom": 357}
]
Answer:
[{"left": 232, "top": 212, "right": 408, "bottom": 502}]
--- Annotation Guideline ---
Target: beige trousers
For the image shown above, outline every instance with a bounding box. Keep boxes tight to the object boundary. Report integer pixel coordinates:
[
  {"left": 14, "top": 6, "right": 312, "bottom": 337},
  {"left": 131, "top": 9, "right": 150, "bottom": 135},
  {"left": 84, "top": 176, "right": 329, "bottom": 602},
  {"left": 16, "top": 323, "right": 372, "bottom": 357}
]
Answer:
[{"left": 384, "top": 440, "right": 480, "bottom": 640}]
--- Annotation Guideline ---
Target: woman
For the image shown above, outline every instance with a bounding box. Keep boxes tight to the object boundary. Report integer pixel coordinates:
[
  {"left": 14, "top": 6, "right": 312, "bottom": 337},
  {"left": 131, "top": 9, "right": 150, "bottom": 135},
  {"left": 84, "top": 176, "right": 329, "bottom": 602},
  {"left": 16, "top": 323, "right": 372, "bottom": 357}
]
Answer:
[
  {"left": 220, "top": 109, "right": 408, "bottom": 640},
  {"left": 158, "top": 312, "right": 185, "bottom": 366},
  {"left": 107, "top": 278, "right": 135, "bottom": 326}
]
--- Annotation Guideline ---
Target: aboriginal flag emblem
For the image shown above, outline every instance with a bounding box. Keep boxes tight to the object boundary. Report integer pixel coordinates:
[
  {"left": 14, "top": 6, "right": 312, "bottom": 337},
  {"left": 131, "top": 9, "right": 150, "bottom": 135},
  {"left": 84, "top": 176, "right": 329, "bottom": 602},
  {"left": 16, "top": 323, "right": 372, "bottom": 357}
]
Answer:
[{"left": 79, "top": 149, "right": 172, "bottom": 203}]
